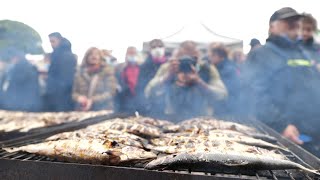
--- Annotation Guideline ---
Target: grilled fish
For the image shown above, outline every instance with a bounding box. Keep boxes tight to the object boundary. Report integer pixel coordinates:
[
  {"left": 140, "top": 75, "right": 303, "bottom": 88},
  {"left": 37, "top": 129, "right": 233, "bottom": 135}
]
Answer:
[
  {"left": 5, "top": 139, "right": 156, "bottom": 165},
  {"left": 205, "top": 129, "right": 278, "bottom": 143},
  {"left": 46, "top": 129, "right": 148, "bottom": 148},
  {"left": 145, "top": 152, "right": 320, "bottom": 175},
  {"left": 151, "top": 132, "right": 285, "bottom": 152},
  {"left": 107, "top": 120, "right": 161, "bottom": 138},
  {"left": 178, "top": 117, "right": 256, "bottom": 134}
]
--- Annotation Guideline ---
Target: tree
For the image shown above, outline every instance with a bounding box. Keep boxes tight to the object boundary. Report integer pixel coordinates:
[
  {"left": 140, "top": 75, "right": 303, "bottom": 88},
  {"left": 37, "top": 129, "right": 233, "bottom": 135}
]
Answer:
[{"left": 0, "top": 20, "right": 44, "bottom": 55}]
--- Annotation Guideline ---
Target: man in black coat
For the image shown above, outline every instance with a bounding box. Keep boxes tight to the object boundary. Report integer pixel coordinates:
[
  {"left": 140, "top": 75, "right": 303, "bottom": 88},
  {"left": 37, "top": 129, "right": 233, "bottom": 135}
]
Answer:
[
  {"left": 1, "top": 48, "right": 41, "bottom": 111},
  {"left": 244, "top": 7, "right": 320, "bottom": 157},
  {"left": 45, "top": 32, "right": 77, "bottom": 112}
]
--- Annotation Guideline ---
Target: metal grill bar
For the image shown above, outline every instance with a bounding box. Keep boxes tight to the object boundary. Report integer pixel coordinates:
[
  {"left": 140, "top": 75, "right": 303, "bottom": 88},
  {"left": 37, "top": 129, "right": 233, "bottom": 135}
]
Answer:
[
  {"left": 303, "top": 173, "right": 313, "bottom": 180},
  {"left": 10, "top": 153, "right": 29, "bottom": 160},
  {"left": 284, "top": 170, "right": 295, "bottom": 180},
  {"left": 1, "top": 151, "right": 20, "bottom": 158},
  {"left": 269, "top": 170, "right": 278, "bottom": 180},
  {"left": 21, "top": 154, "right": 37, "bottom": 161}
]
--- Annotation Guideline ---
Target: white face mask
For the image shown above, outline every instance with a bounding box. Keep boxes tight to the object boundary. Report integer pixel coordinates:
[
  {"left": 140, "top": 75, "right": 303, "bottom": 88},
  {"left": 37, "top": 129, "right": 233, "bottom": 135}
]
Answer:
[
  {"left": 151, "top": 47, "right": 165, "bottom": 58},
  {"left": 126, "top": 56, "right": 138, "bottom": 63}
]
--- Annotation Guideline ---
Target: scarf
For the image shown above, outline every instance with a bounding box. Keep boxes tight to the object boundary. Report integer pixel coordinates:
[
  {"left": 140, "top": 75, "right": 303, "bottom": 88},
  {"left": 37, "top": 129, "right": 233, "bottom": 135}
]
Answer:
[
  {"left": 122, "top": 64, "right": 140, "bottom": 95},
  {"left": 87, "top": 64, "right": 102, "bottom": 74},
  {"left": 152, "top": 56, "right": 167, "bottom": 64}
]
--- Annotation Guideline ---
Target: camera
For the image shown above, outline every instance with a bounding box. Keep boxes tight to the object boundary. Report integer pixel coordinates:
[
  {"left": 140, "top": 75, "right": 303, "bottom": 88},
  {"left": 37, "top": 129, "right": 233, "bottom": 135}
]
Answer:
[{"left": 178, "top": 56, "right": 196, "bottom": 73}]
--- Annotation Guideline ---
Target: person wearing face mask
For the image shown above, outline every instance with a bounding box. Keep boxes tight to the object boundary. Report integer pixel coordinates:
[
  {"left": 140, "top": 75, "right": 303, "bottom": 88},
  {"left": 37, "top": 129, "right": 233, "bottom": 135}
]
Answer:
[
  {"left": 244, "top": 7, "right": 320, "bottom": 157},
  {"left": 72, "top": 47, "right": 118, "bottom": 111},
  {"left": 116, "top": 46, "right": 145, "bottom": 113},
  {"left": 139, "top": 39, "right": 167, "bottom": 93}
]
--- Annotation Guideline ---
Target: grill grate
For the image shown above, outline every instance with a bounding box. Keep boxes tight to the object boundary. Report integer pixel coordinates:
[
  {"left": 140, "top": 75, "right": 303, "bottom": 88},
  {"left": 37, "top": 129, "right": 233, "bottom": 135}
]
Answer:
[
  {"left": 0, "top": 145, "right": 318, "bottom": 179},
  {"left": 0, "top": 116, "right": 319, "bottom": 180}
]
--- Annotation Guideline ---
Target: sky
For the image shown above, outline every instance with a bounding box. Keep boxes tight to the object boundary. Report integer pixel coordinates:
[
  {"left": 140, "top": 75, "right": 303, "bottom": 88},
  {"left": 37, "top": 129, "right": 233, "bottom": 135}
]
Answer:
[{"left": 1, "top": 0, "right": 320, "bottom": 62}]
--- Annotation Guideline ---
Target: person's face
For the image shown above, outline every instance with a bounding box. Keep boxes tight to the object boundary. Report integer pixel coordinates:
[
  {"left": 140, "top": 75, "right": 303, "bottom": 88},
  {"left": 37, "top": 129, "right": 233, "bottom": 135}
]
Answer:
[
  {"left": 87, "top": 49, "right": 101, "bottom": 65},
  {"left": 150, "top": 41, "right": 164, "bottom": 50},
  {"left": 150, "top": 41, "right": 165, "bottom": 58},
  {"left": 277, "top": 17, "right": 301, "bottom": 40},
  {"left": 49, "top": 37, "right": 61, "bottom": 49},
  {"left": 208, "top": 51, "right": 223, "bottom": 65},
  {"left": 302, "top": 23, "right": 315, "bottom": 42},
  {"left": 269, "top": 21, "right": 280, "bottom": 35},
  {"left": 126, "top": 48, "right": 137, "bottom": 57}
]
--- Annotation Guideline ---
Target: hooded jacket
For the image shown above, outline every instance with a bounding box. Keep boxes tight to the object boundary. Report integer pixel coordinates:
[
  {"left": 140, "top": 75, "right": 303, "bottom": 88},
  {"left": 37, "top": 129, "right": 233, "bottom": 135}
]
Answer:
[
  {"left": 245, "top": 35, "right": 320, "bottom": 136},
  {"left": 46, "top": 38, "right": 77, "bottom": 111}
]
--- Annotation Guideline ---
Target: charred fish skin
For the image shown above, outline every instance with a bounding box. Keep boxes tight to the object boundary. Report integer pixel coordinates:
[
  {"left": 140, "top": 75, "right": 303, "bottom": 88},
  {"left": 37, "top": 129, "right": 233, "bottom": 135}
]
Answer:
[{"left": 145, "top": 152, "right": 320, "bottom": 176}]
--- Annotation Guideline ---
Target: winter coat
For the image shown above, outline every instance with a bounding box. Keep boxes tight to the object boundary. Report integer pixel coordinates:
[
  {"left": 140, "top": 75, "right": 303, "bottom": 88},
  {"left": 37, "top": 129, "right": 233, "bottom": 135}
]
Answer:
[
  {"left": 139, "top": 55, "right": 166, "bottom": 92},
  {"left": 2, "top": 59, "right": 41, "bottom": 111},
  {"left": 46, "top": 38, "right": 77, "bottom": 111},
  {"left": 244, "top": 35, "right": 320, "bottom": 137},
  {"left": 72, "top": 65, "right": 117, "bottom": 111},
  {"left": 116, "top": 63, "right": 145, "bottom": 113}
]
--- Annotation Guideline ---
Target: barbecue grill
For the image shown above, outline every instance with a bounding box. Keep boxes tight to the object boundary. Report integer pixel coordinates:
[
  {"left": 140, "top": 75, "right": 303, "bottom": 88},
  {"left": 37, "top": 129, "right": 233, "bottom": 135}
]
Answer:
[{"left": 0, "top": 115, "right": 319, "bottom": 180}]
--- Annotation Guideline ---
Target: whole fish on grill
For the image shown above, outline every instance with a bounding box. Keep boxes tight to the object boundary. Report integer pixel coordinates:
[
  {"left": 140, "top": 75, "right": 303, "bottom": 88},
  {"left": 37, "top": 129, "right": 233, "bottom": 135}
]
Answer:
[
  {"left": 145, "top": 152, "right": 320, "bottom": 175},
  {"left": 206, "top": 131, "right": 286, "bottom": 150},
  {"left": 150, "top": 132, "right": 285, "bottom": 152},
  {"left": 107, "top": 120, "right": 161, "bottom": 138},
  {"left": 5, "top": 139, "right": 156, "bottom": 165},
  {"left": 205, "top": 129, "right": 278, "bottom": 143},
  {"left": 132, "top": 117, "right": 180, "bottom": 133},
  {"left": 74, "top": 118, "right": 162, "bottom": 138},
  {"left": 178, "top": 117, "right": 256, "bottom": 134},
  {"left": 46, "top": 129, "right": 149, "bottom": 149},
  {"left": 149, "top": 135, "right": 286, "bottom": 157}
]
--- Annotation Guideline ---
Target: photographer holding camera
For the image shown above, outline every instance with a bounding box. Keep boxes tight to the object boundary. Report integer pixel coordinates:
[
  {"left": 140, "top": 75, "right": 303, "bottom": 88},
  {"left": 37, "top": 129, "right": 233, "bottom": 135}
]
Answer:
[{"left": 145, "top": 41, "right": 227, "bottom": 120}]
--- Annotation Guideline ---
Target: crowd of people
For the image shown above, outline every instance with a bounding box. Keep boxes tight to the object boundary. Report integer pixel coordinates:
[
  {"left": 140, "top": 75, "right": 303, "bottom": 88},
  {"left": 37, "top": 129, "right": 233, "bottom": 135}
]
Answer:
[{"left": 0, "top": 7, "right": 319, "bottom": 157}]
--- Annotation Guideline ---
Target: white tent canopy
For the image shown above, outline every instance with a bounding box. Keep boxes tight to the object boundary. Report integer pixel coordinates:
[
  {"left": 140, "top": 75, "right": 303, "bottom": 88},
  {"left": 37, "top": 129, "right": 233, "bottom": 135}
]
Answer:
[{"left": 143, "top": 23, "right": 243, "bottom": 52}]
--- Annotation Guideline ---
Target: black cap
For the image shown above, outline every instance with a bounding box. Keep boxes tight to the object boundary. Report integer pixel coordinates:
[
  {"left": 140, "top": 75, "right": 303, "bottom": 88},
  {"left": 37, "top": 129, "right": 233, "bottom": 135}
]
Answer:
[
  {"left": 250, "top": 38, "right": 261, "bottom": 47},
  {"left": 270, "top": 7, "right": 302, "bottom": 23}
]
